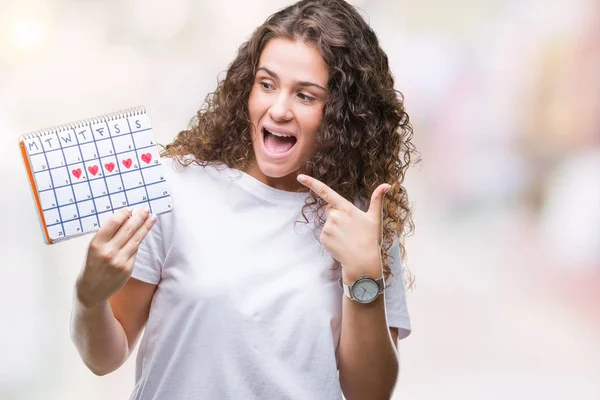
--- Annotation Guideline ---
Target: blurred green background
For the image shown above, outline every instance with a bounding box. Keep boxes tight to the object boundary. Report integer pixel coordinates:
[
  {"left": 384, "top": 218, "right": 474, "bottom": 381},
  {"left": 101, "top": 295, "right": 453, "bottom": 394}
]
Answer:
[{"left": 1, "top": 0, "right": 598, "bottom": 398}]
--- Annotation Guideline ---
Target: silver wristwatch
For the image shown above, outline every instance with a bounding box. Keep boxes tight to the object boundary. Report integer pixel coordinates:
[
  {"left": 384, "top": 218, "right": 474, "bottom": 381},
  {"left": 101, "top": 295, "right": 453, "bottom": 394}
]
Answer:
[{"left": 339, "top": 275, "right": 386, "bottom": 304}]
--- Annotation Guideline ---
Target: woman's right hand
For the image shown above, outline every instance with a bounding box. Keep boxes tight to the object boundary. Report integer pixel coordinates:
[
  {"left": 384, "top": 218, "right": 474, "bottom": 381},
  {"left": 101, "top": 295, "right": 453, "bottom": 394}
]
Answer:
[{"left": 76, "top": 206, "right": 157, "bottom": 309}]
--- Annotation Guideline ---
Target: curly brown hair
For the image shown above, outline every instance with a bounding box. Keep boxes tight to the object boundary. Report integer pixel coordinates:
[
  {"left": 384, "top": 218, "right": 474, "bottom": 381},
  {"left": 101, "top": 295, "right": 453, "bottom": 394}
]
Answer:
[{"left": 162, "top": 0, "right": 418, "bottom": 288}]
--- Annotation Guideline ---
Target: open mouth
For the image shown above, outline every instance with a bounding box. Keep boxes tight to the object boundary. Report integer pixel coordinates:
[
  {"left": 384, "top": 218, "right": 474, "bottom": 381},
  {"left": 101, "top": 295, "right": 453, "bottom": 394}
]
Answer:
[{"left": 262, "top": 128, "right": 298, "bottom": 154}]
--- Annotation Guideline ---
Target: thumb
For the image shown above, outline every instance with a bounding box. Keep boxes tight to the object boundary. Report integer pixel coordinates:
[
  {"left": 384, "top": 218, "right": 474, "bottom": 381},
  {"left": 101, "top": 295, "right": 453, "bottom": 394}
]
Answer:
[{"left": 367, "top": 184, "right": 391, "bottom": 217}]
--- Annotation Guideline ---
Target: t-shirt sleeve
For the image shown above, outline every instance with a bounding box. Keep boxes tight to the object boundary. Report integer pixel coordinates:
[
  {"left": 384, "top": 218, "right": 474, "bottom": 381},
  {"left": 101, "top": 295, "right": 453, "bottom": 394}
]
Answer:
[
  {"left": 384, "top": 239, "right": 412, "bottom": 340},
  {"left": 131, "top": 213, "right": 165, "bottom": 285}
]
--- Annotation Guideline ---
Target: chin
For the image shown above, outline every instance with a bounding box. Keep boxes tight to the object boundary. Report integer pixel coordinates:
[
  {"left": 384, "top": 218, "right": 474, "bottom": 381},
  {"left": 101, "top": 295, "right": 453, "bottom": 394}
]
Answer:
[{"left": 256, "top": 159, "right": 295, "bottom": 179}]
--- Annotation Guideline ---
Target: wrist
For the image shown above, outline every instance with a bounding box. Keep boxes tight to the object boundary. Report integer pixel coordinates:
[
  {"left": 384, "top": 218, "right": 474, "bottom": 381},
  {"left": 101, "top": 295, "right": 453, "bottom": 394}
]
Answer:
[
  {"left": 75, "top": 278, "right": 103, "bottom": 310},
  {"left": 341, "top": 260, "right": 382, "bottom": 283},
  {"left": 75, "top": 290, "right": 98, "bottom": 310}
]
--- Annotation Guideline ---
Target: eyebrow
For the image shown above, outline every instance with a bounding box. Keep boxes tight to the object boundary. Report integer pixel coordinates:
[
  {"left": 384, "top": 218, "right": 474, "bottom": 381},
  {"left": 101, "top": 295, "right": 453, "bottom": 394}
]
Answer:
[{"left": 256, "top": 67, "right": 327, "bottom": 92}]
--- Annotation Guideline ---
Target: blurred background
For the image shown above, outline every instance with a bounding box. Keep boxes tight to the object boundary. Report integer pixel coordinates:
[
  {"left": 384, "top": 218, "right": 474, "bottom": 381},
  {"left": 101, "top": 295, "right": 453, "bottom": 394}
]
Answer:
[{"left": 1, "top": 0, "right": 599, "bottom": 398}]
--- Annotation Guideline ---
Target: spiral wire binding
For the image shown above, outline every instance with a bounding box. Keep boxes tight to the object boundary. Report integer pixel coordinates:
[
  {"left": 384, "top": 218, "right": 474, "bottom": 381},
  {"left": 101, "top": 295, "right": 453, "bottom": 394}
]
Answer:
[{"left": 19, "top": 106, "right": 146, "bottom": 142}]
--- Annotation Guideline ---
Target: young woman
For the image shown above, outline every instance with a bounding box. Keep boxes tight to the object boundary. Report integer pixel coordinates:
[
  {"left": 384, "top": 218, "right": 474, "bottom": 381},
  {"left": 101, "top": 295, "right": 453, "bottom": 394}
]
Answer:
[{"left": 71, "top": 0, "right": 417, "bottom": 398}]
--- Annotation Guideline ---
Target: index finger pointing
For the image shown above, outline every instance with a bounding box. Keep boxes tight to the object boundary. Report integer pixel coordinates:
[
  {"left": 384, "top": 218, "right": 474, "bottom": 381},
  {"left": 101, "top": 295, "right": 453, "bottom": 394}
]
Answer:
[{"left": 297, "top": 174, "right": 349, "bottom": 209}]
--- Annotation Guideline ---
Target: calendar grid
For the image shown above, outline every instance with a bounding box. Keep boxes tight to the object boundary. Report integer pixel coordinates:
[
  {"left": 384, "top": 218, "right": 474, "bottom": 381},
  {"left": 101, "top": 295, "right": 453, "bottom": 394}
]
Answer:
[
  {"left": 58, "top": 134, "right": 84, "bottom": 233},
  {"left": 41, "top": 178, "right": 167, "bottom": 212},
  {"left": 36, "top": 163, "right": 162, "bottom": 194},
  {"left": 20, "top": 106, "right": 173, "bottom": 244},
  {"left": 90, "top": 126, "right": 116, "bottom": 213},
  {"left": 32, "top": 143, "right": 157, "bottom": 174},
  {"left": 71, "top": 127, "right": 100, "bottom": 229},
  {"left": 55, "top": 127, "right": 152, "bottom": 154},
  {"left": 45, "top": 194, "right": 172, "bottom": 227},
  {"left": 51, "top": 127, "right": 151, "bottom": 154},
  {"left": 127, "top": 118, "right": 153, "bottom": 214},
  {"left": 40, "top": 142, "right": 66, "bottom": 238},
  {"left": 107, "top": 122, "right": 132, "bottom": 210}
]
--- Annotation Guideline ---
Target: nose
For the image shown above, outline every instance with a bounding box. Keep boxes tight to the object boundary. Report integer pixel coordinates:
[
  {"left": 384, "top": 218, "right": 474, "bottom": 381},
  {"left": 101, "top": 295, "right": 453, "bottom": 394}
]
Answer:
[{"left": 268, "top": 93, "right": 294, "bottom": 122}]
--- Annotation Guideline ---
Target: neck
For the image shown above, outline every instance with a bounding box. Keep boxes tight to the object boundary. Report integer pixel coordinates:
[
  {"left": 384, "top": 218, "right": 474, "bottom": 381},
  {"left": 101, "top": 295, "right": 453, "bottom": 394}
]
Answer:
[{"left": 243, "top": 161, "right": 309, "bottom": 193}]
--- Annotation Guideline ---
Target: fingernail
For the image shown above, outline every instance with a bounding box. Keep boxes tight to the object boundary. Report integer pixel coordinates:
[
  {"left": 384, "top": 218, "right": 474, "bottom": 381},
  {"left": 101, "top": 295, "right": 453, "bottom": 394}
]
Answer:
[
  {"left": 151, "top": 213, "right": 157, "bottom": 221},
  {"left": 297, "top": 175, "right": 305, "bottom": 183},
  {"left": 144, "top": 206, "right": 150, "bottom": 213},
  {"left": 384, "top": 185, "right": 391, "bottom": 193}
]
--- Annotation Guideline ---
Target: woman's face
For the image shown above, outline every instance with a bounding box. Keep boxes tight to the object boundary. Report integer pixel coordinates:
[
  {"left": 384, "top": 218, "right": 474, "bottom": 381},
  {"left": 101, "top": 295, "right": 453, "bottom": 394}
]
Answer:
[{"left": 246, "top": 38, "right": 329, "bottom": 192}]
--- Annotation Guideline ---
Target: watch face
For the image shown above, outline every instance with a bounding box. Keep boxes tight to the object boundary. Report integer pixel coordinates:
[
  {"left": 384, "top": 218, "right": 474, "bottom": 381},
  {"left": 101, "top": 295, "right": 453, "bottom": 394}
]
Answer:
[{"left": 352, "top": 278, "right": 379, "bottom": 303}]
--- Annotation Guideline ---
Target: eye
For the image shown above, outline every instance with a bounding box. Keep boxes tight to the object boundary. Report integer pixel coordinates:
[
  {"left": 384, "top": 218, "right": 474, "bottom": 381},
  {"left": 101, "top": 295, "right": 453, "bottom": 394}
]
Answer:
[
  {"left": 260, "top": 81, "right": 274, "bottom": 90},
  {"left": 298, "top": 93, "right": 316, "bottom": 103}
]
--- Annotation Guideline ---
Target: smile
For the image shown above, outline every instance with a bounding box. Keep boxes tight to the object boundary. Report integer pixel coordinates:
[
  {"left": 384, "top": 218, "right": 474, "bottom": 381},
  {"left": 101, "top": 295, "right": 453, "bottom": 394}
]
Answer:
[{"left": 261, "top": 127, "right": 298, "bottom": 158}]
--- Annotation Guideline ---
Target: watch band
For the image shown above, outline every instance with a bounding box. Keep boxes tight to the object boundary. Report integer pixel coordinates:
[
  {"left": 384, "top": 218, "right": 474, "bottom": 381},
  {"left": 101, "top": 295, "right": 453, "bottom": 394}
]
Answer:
[{"left": 339, "top": 275, "right": 386, "bottom": 303}]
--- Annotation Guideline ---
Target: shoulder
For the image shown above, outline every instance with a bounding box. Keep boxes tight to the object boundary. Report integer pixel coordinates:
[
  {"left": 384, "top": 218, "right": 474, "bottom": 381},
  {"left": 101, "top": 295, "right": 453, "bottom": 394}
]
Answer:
[
  {"left": 159, "top": 156, "right": 222, "bottom": 182},
  {"left": 157, "top": 156, "right": 237, "bottom": 212}
]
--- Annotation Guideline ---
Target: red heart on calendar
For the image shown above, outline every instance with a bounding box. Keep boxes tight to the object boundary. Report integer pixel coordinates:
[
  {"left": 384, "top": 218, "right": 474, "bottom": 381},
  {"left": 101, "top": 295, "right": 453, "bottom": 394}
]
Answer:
[
  {"left": 141, "top": 153, "right": 152, "bottom": 164},
  {"left": 122, "top": 158, "right": 133, "bottom": 169},
  {"left": 87, "top": 165, "right": 99, "bottom": 176},
  {"left": 72, "top": 168, "right": 82, "bottom": 179},
  {"left": 104, "top": 162, "right": 115, "bottom": 173}
]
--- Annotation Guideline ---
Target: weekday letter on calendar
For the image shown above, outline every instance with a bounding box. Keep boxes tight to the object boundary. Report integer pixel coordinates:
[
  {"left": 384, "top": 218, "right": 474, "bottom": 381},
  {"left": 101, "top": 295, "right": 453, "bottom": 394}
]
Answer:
[{"left": 19, "top": 106, "right": 173, "bottom": 244}]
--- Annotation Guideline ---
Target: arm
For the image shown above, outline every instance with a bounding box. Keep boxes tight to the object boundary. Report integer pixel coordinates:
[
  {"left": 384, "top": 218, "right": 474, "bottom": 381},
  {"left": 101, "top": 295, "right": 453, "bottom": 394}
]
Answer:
[
  {"left": 338, "top": 267, "right": 400, "bottom": 400},
  {"left": 70, "top": 207, "right": 158, "bottom": 375},
  {"left": 295, "top": 175, "right": 406, "bottom": 399},
  {"left": 70, "top": 277, "right": 156, "bottom": 375}
]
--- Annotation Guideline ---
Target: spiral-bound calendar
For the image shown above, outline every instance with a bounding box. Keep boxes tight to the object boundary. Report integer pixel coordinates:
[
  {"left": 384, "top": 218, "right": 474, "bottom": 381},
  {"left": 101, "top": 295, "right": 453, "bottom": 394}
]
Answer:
[{"left": 19, "top": 106, "right": 173, "bottom": 244}]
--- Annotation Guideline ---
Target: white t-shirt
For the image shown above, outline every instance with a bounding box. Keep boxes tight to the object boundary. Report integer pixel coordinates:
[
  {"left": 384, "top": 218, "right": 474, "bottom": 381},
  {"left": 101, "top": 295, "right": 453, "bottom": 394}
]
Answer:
[{"left": 130, "top": 158, "right": 411, "bottom": 400}]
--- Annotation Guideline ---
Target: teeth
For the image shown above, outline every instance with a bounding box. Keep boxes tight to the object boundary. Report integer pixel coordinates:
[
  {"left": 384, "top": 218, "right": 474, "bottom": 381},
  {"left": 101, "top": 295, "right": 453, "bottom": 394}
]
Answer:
[{"left": 266, "top": 129, "right": 293, "bottom": 138}]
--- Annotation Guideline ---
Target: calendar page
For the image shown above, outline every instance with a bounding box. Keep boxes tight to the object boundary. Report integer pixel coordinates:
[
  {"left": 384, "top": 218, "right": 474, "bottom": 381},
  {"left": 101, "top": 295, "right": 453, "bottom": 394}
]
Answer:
[{"left": 19, "top": 106, "right": 173, "bottom": 244}]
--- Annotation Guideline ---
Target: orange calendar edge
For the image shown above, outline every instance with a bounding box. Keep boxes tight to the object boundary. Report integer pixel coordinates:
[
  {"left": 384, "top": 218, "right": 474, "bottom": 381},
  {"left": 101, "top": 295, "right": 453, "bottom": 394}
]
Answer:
[{"left": 21, "top": 139, "right": 53, "bottom": 244}]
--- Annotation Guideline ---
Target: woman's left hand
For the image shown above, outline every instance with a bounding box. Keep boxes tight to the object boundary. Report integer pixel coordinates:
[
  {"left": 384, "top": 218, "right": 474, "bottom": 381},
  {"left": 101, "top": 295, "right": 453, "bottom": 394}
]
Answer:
[{"left": 297, "top": 174, "right": 390, "bottom": 282}]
